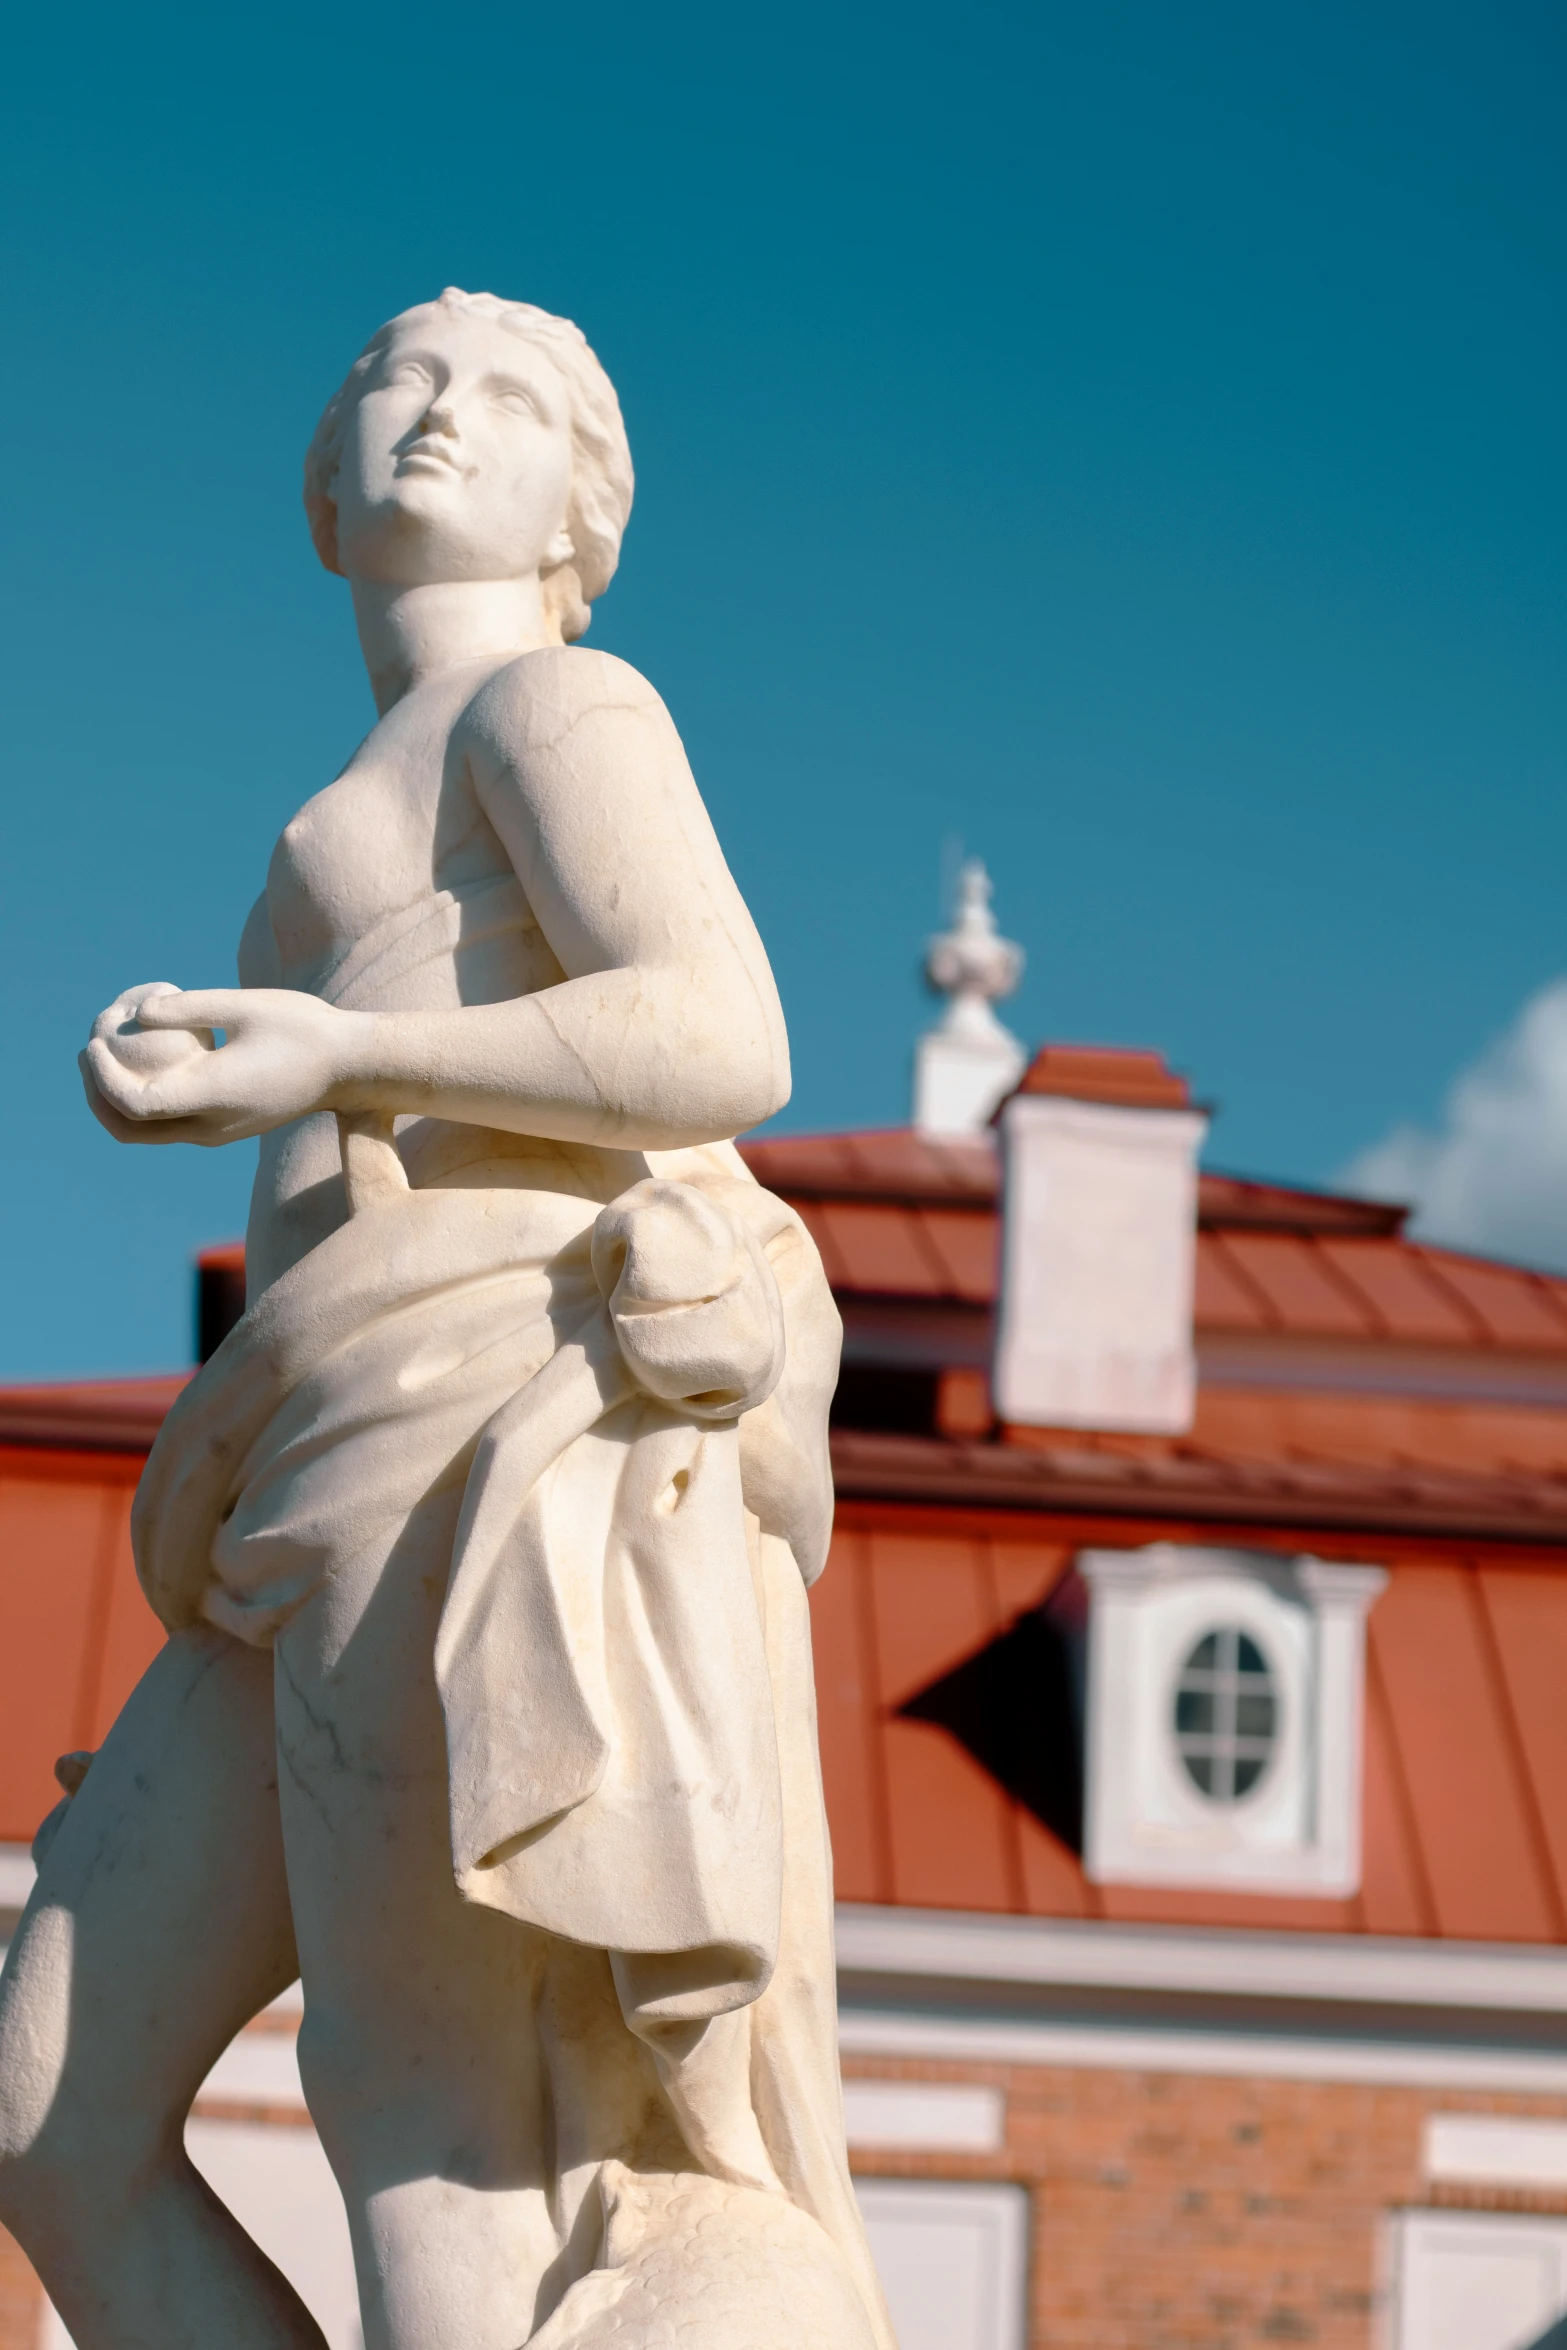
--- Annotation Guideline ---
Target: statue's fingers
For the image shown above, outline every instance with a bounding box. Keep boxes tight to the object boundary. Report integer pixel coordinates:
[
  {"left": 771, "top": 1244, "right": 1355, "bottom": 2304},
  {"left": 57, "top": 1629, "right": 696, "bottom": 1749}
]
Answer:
[
  {"left": 133, "top": 987, "right": 237, "bottom": 1032},
  {"left": 83, "top": 1039, "right": 207, "bottom": 1122},
  {"left": 80, "top": 1052, "right": 159, "bottom": 1138},
  {"left": 79, "top": 1052, "right": 222, "bottom": 1147},
  {"left": 82, "top": 1036, "right": 148, "bottom": 1112}
]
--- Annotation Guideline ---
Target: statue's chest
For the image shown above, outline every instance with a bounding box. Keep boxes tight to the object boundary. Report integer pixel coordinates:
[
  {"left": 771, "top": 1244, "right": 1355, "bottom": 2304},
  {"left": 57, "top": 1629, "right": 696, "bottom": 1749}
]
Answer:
[{"left": 267, "top": 741, "right": 497, "bottom": 982}]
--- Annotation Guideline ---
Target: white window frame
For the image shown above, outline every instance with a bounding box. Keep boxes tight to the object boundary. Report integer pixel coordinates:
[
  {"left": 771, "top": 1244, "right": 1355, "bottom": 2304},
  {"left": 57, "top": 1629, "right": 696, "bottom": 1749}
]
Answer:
[
  {"left": 1390, "top": 2207, "right": 1567, "bottom": 2350},
  {"left": 853, "top": 2178, "right": 1029, "bottom": 2350},
  {"left": 1079, "top": 1543, "right": 1386, "bottom": 1895}
]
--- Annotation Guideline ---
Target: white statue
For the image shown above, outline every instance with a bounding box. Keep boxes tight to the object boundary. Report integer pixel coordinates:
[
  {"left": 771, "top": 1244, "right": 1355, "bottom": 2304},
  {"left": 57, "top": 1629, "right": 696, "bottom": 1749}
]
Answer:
[{"left": 0, "top": 290, "right": 894, "bottom": 2350}]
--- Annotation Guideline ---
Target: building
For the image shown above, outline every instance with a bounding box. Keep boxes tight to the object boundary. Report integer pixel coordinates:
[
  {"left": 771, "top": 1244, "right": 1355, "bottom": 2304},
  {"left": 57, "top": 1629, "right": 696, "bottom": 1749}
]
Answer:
[{"left": 6, "top": 875, "right": 1567, "bottom": 2350}]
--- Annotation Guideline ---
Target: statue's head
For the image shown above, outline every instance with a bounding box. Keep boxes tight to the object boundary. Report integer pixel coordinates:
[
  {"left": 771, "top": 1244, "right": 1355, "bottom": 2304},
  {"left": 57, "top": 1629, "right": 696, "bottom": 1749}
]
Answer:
[{"left": 304, "top": 289, "right": 634, "bottom": 642}]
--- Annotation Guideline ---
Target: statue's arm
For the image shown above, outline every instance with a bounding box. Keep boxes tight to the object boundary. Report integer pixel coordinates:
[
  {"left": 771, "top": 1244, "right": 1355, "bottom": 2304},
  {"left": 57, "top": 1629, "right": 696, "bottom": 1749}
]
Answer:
[
  {"left": 442, "top": 647, "right": 792, "bottom": 1145},
  {"left": 83, "top": 652, "right": 791, "bottom": 1152}
]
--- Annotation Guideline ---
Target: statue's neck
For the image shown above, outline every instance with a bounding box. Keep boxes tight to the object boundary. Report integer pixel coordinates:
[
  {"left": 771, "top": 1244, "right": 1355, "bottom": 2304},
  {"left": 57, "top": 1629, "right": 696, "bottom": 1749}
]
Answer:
[{"left": 351, "top": 577, "right": 558, "bottom": 715}]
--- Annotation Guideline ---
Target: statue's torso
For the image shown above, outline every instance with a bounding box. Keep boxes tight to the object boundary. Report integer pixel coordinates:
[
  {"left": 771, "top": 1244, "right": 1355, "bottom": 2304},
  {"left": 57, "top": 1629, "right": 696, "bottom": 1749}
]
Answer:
[{"left": 243, "top": 655, "right": 643, "bottom": 1302}]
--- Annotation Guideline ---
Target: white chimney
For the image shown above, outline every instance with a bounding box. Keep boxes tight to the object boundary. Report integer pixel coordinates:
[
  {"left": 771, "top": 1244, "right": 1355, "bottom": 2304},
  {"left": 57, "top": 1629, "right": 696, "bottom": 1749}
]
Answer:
[
  {"left": 914, "top": 860, "right": 1026, "bottom": 1136},
  {"left": 993, "top": 1048, "right": 1208, "bottom": 1434}
]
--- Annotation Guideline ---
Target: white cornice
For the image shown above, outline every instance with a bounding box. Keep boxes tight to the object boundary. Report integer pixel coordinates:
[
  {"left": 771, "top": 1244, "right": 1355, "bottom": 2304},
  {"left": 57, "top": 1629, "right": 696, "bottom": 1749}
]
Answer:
[
  {"left": 838, "top": 2007, "right": 1567, "bottom": 2094},
  {"left": 834, "top": 1902, "right": 1567, "bottom": 2015}
]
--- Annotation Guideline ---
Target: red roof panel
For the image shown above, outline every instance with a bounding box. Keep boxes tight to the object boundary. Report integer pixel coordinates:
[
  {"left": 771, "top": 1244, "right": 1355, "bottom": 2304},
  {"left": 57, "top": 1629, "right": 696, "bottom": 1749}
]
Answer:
[
  {"left": 742, "top": 1129, "right": 998, "bottom": 1205},
  {"left": 913, "top": 1209, "right": 997, "bottom": 1305},
  {"left": 1476, "top": 1566, "right": 1567, "bottom": 1931},
  {"left": 1313, "top": 1239, "right": 1481, "bottom": 1347},
  {"left": 988, "top": 1536, "right": 1073, "bottom": 1624},
  {"left": 1418, "top": 1252, "right": 1567, "bottom": 1351},
  {"left": 1192, "top": 1234, "right": 1271, "bottom": 1332},
  {"left": 879, "top": 1715, "right": 1020, "bottom": 1913},
  {"left": 1368, "top": 1562, "right": 1559, "bottom": 1941},
  {"left": 804, "top": 1528, "right": 885, "bottom": 1904},
  {"left": 810, "top": 1202, "right": 951, "bottom": 1299},
  {"left": 1356, "top": 1650, "right": 1436, "bottom": 1937},
  {"left": 865, "top": 1532, "right": 1020, "bottom": 1911},
  {"left": 1213, "top": 1233, "right": 1377, "bottom": 1339}
]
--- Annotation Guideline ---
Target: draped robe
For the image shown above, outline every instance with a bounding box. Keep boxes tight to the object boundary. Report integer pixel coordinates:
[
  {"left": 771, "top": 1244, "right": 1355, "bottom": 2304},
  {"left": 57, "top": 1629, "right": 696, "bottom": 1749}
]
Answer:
[{"left": 126, "top": 878, "right": 894, "bottom": 2348}]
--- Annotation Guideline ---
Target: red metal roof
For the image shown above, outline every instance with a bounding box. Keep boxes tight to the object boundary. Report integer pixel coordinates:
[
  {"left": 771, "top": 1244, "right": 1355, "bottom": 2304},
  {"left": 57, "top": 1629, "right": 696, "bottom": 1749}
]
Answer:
[
  {"left": 10, "top": 1121, "right": 1567, "bottom": 1947},
  {"left": 811, "top": 1512, "right": 1567, "bottom": 1943},
  {"left": 740, "top": 1127, "right": 1567, "bottom": 1341}
]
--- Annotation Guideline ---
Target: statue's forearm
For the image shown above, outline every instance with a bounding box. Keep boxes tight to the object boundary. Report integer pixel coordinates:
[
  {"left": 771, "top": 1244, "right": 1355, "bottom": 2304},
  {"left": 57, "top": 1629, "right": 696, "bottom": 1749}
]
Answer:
[{"left": 332, "top": 963, "right": 790, "bottom": 1149}]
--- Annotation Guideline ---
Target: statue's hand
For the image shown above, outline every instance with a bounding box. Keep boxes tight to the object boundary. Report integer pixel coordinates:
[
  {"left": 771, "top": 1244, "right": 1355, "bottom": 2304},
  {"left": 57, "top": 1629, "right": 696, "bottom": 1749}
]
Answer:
[{"left": 82, "top": 984, "right": 367, "bottom": 1145}]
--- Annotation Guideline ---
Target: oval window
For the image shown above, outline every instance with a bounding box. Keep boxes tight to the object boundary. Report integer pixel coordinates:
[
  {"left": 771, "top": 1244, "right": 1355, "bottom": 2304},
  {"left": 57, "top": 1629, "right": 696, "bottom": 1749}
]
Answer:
[{"left": 1173, "top": 1626, "right": 1279, "bottom": 1802}]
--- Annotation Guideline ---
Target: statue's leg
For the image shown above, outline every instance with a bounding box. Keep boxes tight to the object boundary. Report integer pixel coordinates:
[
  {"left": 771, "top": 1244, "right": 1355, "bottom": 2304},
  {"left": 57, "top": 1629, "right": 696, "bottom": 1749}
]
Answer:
[
  {"left": 273, "top": 1492, "right": 660, "bottom": 2350},
  {"left": 0, "top": 1624, "right": 326, "bottom": 2350}
]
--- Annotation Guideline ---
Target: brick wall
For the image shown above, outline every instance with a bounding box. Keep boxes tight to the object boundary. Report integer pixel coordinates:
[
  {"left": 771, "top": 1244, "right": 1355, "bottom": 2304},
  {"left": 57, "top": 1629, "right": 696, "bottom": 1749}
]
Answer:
[
  {"left": 842, "top": 2054, "right": 1567, "bottom": 2350},
  {"left": 5, "top": 2055, "right": 1566, "bottom": 2349}
]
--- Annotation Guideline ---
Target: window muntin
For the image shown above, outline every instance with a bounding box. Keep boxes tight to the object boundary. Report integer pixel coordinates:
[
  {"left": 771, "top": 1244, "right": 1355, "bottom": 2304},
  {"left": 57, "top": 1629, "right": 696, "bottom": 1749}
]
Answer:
[{"left": 1172, "top": 1626, "right": 1279, "bottom": 1803}]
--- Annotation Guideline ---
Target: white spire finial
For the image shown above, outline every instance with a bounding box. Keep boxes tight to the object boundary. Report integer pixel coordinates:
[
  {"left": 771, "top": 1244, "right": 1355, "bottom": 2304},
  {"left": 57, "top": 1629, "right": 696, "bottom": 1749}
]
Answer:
[
  {"left": 924, "top": 859, "right": 1024, "bottom": 1014},
  {"left": 914, "top": 858, "right": 1027, "bottom": 1135}
]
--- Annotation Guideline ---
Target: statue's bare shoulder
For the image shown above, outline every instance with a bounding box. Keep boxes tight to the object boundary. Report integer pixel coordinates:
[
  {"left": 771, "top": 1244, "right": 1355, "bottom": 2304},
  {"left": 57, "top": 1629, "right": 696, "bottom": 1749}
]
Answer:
[
  {"left": 453, "top": 645, "right": 770, "bottom": 990},
  {"left": 457, "top": 644, "right": 683, "bottom": 792}
]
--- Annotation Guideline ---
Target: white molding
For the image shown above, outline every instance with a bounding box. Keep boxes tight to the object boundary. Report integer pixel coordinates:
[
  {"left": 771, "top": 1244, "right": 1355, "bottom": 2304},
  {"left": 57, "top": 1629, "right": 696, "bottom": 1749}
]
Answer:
[
  {"left": 834, "top": 1903, "right": 1567, "bottom": 2015},
  {"left": 1425, "top": 2115, "right": 1567, "bottom": 2189},
  {"left": 842, "top": 2081, "right": 1005, "bottom": 2151},
  {"left": 839, "top": 2005, "right": 1567, "bottom": 2095}
]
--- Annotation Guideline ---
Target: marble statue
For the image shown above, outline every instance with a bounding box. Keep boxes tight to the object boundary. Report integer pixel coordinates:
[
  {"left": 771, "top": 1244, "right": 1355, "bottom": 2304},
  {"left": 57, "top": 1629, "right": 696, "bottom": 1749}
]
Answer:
[{"left": 0, "top": 289, "right": 895, "bottom": 2350}]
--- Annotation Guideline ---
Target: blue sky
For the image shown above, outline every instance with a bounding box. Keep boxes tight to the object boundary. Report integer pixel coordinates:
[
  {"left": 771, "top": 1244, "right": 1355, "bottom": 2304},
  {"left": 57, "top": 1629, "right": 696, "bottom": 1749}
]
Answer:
[{"left": 4, "top": 0, "right": 1564, "bottom": 1375}]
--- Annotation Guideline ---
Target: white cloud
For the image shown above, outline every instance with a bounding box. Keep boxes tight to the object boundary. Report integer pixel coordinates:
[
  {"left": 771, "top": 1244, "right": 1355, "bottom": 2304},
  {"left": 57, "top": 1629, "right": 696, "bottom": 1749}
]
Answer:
[{"left": 1342, "top": 979, "right": 1567, "bottom": 1273}]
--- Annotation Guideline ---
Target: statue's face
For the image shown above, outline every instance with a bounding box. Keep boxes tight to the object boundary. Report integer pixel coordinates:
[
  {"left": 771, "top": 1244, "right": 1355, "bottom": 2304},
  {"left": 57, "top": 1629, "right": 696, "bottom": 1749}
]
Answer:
[{"left": 330, "top": 309, "right": 575, "bottom": 587}]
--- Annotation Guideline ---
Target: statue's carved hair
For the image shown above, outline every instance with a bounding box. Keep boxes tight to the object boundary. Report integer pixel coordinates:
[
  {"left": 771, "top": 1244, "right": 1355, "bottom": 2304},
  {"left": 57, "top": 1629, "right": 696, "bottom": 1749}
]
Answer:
[{"left": 303, "top": 288, "right": 634, "bottom": 640}]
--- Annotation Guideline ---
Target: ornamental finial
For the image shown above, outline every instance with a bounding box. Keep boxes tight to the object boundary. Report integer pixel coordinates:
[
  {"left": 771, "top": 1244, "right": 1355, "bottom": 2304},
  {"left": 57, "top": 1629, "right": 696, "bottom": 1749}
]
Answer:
[
  {"left": 924, "top": 859, "right": 1024, "bottom": 1012},
  {"left": 914, "top": 859, "right": 1027, "bottom": 1135}
]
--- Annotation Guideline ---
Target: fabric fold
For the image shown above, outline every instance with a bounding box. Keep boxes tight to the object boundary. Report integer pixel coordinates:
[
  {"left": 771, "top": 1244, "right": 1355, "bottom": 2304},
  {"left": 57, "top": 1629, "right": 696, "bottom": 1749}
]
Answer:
[{"left": 131, "top": 1156, "right": 837, "bottom": 2011}]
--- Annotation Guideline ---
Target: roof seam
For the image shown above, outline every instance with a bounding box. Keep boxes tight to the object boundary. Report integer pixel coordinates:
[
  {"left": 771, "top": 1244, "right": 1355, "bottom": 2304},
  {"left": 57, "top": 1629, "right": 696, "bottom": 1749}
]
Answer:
[
  {"left": 1197, "top": 1231, "right": 1283, "bottom": 1331},
  {"left": 1302, "top": 1237, "right": 1389, "bottom": 1340},
  {"left": 907, "top": 1209, "right": 967, "bottom": 1299},
  {"left": 1472, "top": 1566, "right": 1567, "bottom": 1944},
  {"left": 1523, "top": 1271, "right": 1567, "bottom": 1345},
  {"left": 972, "top": 1540, "right": 1031, "bottom": 1918},
  {"left": 1406, "top": 1251, "right": 1502, "bottom": 1347},
  {"left": 853, "top": 1531, "right": 898, "bottom": 1907},
  {"left": 1364, "top": 1627, "right": 1440, "bottom": 1940}
]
